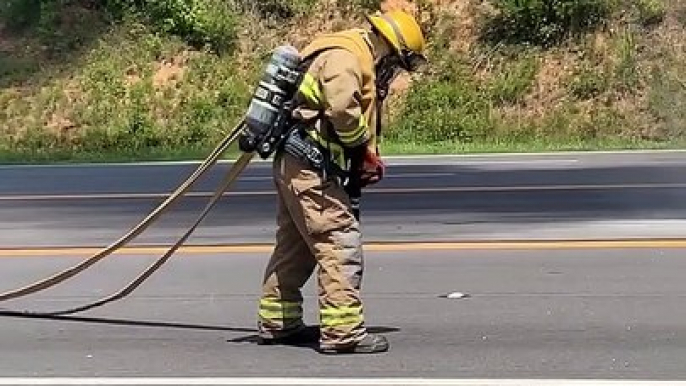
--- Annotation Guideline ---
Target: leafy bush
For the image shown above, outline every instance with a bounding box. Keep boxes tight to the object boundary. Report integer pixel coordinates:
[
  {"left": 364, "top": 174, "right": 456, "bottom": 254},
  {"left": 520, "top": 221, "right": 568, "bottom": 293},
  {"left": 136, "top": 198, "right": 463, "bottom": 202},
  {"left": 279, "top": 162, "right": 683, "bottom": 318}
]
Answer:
[
  {"left": 567, "top": 65, "right": 610, "bottom": 99},
  {"left": 0, "top": 0, "right": 76, "bottom": 40},
  {"left": 337, "top": 0, "right": 382, "bottom": 11},
  {"left": 633, "top": 0, "right": 665, "bottom": 26},
  {"left": 649, "top": 66, "right": 686, "bottom": 140},
  {"left": 0, "top": 0, "right": 42, "bottom": 31},
  {"left": 676, "top": 4, "right": 686, "bottom": 27},
  {"left": 352, "top": 0, "right": 383, "bottom": 10},
  {"left": 613, "top": 28, "right": 640, "bottom": 92},
  {"left": 1, "top": 0, "right": 238, "bottom": 54},
  {"left": 129, "top": 0, "right": 238, "bottom": 53},
  {"left": 387, "top": 57, "right": 494, "bottom": 144},
  {"left": 483, "top": 0, "right": 613, "bottom": 47},
  {"left": 488, "top": 55, "right": 539, "bottom": 105},
  {"left": 234, "top": 0, "right": 318, "bottom": 19}
]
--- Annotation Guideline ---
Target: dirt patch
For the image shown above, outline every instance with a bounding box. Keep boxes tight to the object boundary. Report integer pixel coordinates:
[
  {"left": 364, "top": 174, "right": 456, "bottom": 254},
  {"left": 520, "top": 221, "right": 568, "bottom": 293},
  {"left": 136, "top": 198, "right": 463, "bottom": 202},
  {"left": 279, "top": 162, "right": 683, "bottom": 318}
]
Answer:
[
  {"left": 153, "top": 52, "right": 188, "bottom": 88},
  {"left": 124, "top": 66, "right": 141, "bottom": 86},
  {"left": 495, "top": 53, "right": 576, "bottom": 122},
  {"left": 381, "top": 0, "right": 418, "bottom": 13},
  {"left": 46, "top": 112, "right": 77, "bottom": 137},
  {"left": 122, "top": 52, "right": 189, "bottom": 88},
  {"left": 437, "top": 0, "right": 484, "bottom": 53},
  {"left": 380, "top": 0, "right": 484, "bottom": 53},
  {"left": 528, "top": 54, "right": 575, "bottom": 106}
]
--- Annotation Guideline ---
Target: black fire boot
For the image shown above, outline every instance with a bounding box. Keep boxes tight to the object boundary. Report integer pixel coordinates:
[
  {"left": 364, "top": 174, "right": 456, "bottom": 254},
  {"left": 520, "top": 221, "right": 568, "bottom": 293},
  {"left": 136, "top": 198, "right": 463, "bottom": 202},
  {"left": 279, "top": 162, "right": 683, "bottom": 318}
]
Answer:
[
  {"left": 257, "top": 326, "right": 320, "bottom": 347},
  {"left": 318, "top": 334, "right": 389, "bottom": 355}
]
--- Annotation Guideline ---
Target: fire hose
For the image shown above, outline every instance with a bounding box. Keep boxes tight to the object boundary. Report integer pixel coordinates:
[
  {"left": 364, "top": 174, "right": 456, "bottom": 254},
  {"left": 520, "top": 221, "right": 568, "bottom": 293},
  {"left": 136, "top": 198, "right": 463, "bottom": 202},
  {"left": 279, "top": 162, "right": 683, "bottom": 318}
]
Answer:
[
  {"left": 0, "top": 122, "right": 253, "bottom": 317},
  {"left": 0, "top": 45, "right": 305, "bottom": 317},
  {"left": 0, "top": 43, "right": 379, "bottom": 318}
]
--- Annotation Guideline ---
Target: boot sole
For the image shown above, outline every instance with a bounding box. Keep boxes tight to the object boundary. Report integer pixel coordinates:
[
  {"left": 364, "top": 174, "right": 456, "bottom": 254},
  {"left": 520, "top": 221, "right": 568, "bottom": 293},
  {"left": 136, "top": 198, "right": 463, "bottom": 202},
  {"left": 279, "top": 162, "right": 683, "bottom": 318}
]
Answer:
[{"left": 318, "top": 344, "right": 389, "bottom": 355}]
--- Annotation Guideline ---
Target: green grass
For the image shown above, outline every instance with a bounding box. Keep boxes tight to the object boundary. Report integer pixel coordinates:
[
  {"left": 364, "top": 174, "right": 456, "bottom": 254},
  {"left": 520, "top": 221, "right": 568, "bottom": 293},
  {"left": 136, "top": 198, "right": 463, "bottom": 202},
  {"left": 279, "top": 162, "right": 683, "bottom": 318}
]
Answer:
[
  {"left": 0, "top": 136, "right": 682, "bottom": 165},
  {"left": 1, "top": 0, "right": 685, "bottom": 165},
  {"left": 0, "top": 20, "right": 259, "bottom": 157},
  {"left": 380, "top": 137, "right": 685, "bottom": 155}
]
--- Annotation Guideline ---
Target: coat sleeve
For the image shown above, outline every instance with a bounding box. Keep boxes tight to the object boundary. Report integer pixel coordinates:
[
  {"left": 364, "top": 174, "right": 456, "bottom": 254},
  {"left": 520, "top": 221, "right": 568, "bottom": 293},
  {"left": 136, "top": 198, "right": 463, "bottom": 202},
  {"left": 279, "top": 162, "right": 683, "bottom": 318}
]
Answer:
[{"left": 317, "top": 49, "right": 371, "bottom": 149}]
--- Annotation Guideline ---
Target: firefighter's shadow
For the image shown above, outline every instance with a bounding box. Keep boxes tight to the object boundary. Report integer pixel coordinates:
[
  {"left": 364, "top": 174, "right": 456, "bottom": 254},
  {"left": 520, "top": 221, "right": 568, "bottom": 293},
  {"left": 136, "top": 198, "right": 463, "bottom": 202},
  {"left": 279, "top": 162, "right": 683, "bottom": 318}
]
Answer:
[{"left": 227, "top": 325, "right": 401, "bottom": 351}]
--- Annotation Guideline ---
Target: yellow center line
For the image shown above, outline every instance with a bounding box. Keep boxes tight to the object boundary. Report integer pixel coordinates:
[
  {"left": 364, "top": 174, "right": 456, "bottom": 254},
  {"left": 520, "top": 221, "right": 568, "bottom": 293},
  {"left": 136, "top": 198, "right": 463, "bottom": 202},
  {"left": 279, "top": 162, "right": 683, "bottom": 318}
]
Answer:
[
  {"left": 1, "top": 183, "right": 685, "bottom": 201},
  {"left": 1, "top": 239, "right": 686, "bottom": 258}
]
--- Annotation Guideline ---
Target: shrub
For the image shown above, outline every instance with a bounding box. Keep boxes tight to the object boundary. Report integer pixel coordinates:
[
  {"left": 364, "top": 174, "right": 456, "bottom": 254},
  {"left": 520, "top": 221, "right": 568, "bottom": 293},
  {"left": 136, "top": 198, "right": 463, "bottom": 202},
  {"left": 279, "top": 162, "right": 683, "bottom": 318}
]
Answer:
[
  {"left": 0, "top": 0, "right": 42, "bottom": 31},
  {"left": 1, "top": 0, "right": 237, "bottom": 54},
  {"left": 134, "top": 0, "right": 238, "bottom": 54},
  {"left": 94, "top": 0, "right": 238, "bottom": 54},
  {"left": 676, "top": 5, "right": 686, "bottom": 27},
  {"left": 567, "top": 65, "right": 610, "bottom": 99},
  {"left": 649, "top": 67, "right": 686, "bottom": 139},
  {"left": 339, "top": 0, "right": 383, "bottom": 12},
  {"left": 613, "top": 28, "right": 640, "bottom": 92},
  {"left": 633, "top": 0, "right": 665, "bottom": 26},
  {"left": 353, "top": 0, "right": 383, "bottom": 10},
  {"left": 488, "top": 55, "right": 539, "bottom": 105},
  {"left": 483, "top": 0, "right": 613, "bottom": 47},
  {"left": 234, "top": 0, "right": 318, "bottom": 19},
  {"left": 387, "top": 57, "right": 493, "bottom": 144}
]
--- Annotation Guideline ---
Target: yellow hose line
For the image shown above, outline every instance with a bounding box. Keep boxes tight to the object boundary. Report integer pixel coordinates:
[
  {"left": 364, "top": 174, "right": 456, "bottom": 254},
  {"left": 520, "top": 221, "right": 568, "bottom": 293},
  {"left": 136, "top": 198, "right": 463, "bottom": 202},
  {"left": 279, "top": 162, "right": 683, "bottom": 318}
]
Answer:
[{"left": 1, "top": 239, "right": 685, "bottom": 258}]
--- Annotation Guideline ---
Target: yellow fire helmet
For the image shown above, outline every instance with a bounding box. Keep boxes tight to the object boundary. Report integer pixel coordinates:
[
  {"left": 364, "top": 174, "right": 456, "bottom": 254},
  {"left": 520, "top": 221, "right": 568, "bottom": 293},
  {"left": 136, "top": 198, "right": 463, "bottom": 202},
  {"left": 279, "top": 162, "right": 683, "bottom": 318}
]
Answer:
[{"left": 366, "top": 9, "right": 427, "bottom": 72}]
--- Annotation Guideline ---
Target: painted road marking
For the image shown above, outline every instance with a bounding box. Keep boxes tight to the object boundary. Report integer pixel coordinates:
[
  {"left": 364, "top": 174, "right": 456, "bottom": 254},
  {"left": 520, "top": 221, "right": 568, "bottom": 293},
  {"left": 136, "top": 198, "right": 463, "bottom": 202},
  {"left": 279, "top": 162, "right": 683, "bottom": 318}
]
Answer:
[
  {"left": 1, "top": 182, "right": 685, "bottom": 201},
  {"left": 222, "top": 172, "right": 455, "bottom": 182},
  {"left": 1, "top": 239, "right": 686, "bottom": 257},
  {"left": 0, "top": 378, "right": 685, "bottom": 385},
  {"left": 1, "top": 148, "right": 685, "bottom": 169},
  {"left": 240, "top": 172, "right": 456, "bottom": 181}
]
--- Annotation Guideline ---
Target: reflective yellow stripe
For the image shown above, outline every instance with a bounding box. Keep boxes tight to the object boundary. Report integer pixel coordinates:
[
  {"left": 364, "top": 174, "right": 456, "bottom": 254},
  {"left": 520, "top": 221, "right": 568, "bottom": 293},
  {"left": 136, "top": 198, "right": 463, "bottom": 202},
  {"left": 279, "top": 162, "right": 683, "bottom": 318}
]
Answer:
[
  {"left": 299, "top": 73, "right": 323, "bottom": 106},
  {"left": 259, "top": 298, "right": 303, "bottom": 320},
  {"left": 322, "top": 314, "right": 365, "bottom": 327},
  {"left": 320, "top": 305, "right": 364, "bottom": 327},
  {"left": 259, "top": 309, "right": 302, "bottom": 320},
  {"left": 336, "top": 116, "right": 369, "bottom": 146},
  {"left": 321, "top": 305, "right": 363, "bottom": 316},
  {"left": 260, "top": 298, "right": 301, "bottom": 307},
  {"left": 306, "top": 128, "right": 346, "bottom": 168}
]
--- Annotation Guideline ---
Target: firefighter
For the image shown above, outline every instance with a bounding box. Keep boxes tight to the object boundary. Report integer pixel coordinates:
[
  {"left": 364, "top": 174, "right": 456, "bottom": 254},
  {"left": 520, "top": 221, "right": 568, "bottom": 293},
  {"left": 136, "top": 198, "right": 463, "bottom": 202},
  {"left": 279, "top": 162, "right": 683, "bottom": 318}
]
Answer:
[{"left": 256, "top": 9, "right": 427, "bottom": 354}]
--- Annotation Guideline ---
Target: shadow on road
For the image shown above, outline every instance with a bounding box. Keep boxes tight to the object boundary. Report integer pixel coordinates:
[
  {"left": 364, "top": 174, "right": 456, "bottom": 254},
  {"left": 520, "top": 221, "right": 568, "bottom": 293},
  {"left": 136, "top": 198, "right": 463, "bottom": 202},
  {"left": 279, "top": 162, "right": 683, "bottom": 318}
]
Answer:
[
  {"left": 0, "top": 310, "right": 256, "bottom": 332},
  {"left": 227, "top": 325, "right": 401, "bottom": 352}
]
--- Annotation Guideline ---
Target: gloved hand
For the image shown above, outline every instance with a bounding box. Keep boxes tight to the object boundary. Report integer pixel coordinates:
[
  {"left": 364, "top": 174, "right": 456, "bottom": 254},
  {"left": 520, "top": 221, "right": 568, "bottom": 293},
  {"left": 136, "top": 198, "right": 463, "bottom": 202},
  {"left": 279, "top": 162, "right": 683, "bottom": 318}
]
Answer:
[{"left": 359, "top": 147, "right": 385, "bottom": 187}]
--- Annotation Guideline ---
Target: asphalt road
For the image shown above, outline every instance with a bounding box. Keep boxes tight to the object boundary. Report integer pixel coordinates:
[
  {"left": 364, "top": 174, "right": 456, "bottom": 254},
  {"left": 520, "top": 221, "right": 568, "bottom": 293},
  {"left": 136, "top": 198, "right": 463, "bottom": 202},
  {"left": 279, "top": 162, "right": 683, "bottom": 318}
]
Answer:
[
  {"left": 1, "top": 248, "right": 686, "bottom": 379},
  {"left": 1, "top": 151, "right": 686, "bottom": 382},
  {"left": 1, "top": 151, "right": 686, "bottom": 247}
]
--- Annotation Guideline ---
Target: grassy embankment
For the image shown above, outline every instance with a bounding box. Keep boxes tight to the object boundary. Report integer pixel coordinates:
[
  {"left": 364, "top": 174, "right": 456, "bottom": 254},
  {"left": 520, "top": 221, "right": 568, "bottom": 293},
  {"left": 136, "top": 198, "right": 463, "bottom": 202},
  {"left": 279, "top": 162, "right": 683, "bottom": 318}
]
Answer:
[{"left": 0, "top": 0, "right": 685, "bottom": 164}]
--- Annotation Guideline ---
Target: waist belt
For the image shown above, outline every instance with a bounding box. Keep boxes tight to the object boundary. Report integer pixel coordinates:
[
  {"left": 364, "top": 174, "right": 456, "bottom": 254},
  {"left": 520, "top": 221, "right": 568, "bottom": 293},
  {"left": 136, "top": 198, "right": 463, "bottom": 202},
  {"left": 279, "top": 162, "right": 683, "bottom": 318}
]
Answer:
[
  {"left": 282, "top": 126, "right": 350, "bottom": 185},
  {"left": 282, "top": 124, "right": 363, "bottom": 219}
]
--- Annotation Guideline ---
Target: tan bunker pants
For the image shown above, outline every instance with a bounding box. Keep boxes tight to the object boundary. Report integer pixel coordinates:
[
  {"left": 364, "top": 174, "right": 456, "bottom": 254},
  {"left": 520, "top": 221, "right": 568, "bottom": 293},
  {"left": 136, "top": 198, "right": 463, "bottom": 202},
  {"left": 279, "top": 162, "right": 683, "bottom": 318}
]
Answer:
[{"left": 258, "top": 151, "right": 367, "bottom": 348}]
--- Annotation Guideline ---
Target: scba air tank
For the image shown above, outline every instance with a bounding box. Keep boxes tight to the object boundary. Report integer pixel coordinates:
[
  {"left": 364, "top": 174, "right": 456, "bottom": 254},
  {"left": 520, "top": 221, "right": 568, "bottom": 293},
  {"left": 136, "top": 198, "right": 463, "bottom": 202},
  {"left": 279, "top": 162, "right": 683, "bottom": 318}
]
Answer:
[{"left": 240, "top": 45, "right": 302, "bottom": 157}]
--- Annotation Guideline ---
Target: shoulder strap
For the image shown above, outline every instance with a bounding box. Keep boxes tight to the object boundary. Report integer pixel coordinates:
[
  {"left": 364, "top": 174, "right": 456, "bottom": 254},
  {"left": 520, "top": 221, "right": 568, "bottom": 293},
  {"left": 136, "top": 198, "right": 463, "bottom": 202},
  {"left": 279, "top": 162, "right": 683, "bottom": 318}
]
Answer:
[{"left": 297, "top": 46, "right": 334, "bottom": 73}]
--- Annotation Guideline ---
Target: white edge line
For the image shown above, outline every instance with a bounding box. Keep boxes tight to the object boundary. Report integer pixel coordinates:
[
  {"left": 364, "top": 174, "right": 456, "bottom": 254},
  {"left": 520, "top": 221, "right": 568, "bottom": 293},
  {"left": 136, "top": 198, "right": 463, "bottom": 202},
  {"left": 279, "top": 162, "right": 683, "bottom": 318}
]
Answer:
[
  {"left": 2, "top": 183, "right": 686, "bottom": 201},
  {"left": 0, "top": 379, "right": 685, "bottom": 386},
  {"left": 2, "top": 149, "right": 686, "bottom": 168}
]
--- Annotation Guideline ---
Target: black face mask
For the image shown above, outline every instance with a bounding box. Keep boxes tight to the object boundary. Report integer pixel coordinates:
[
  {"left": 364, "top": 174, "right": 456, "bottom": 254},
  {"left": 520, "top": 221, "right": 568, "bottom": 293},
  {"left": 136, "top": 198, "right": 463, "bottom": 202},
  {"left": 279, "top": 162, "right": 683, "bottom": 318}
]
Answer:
[
  {"left": 375, "top": 49, "right": 428, "bottom": 99},
  {"left": 376, "top": 55, "right": 403, "bottom": 101},
  {"left": 399, "top": 49, "right": 428, "bottom": 72}
]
